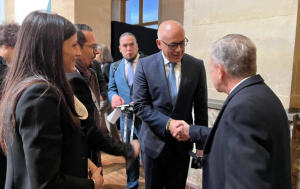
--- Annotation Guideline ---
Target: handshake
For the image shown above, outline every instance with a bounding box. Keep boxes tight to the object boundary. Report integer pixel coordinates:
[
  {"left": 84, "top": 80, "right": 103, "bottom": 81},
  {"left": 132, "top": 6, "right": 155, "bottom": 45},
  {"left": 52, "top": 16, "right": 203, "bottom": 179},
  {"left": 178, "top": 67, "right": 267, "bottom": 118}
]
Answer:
[{"left": 169, "top": 119, "right": 190, "bottom": 141}]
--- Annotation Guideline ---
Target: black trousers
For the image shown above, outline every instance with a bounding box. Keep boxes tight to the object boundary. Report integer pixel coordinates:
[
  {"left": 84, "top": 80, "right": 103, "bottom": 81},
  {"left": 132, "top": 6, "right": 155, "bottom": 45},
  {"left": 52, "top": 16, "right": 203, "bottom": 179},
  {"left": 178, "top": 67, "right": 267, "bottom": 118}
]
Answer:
[{"left": 142, "top": 137, "right": 190, "bottom": 189}]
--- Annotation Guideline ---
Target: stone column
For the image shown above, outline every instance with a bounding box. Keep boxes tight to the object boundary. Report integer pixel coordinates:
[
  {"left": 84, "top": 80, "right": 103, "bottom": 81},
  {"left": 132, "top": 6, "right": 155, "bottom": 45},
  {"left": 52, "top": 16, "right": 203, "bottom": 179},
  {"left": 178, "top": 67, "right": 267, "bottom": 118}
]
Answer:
[
  {"left": 5, "top": 0, "right": 15, "bottom": 22},
  {"left": 52, "top": 0, "right": 112, "bottom": 47},
  {"left": 158, "top": 0, "right": 184, "bottom": 25}
]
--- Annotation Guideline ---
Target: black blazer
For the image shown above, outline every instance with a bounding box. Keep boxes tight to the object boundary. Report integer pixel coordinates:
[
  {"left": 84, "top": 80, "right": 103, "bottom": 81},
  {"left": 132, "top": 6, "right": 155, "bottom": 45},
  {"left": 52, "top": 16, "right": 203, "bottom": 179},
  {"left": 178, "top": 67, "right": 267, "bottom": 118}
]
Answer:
[
  {"left": 190, "top": 75, "right": 292, "bottom": 189},
  {"left": 101, "top": 62, "right": 111, "bottom": 84},
  {"left": 92, "top": 60, "right": 108, "bottom": 100},
  {"left": 4, "top": 84, "right": 94, "bottom": 189},
  {"left": 66, "top": 71, "right": 134, "bottom": 158},
  {"left": 133, "top": 52, "right": 208, "bottom": 159}
]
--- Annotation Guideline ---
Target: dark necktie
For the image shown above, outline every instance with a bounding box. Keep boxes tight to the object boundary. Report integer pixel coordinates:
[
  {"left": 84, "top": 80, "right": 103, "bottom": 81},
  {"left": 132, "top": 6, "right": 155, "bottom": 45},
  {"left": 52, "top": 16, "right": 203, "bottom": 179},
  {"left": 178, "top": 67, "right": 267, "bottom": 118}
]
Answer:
[
  {"left": 127, "top": 62, "right": 134, "bottom": 86},
  {"left": 168, "top": 62, "right": 177, "bottom": 107}
]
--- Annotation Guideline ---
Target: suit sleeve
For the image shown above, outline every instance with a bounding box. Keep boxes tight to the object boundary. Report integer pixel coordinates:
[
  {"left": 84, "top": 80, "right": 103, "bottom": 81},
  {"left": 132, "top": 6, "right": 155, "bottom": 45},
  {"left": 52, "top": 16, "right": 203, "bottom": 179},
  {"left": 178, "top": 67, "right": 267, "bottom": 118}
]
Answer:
[
  {"left": 223, "top": 102, "right": 272, "bottom": 188},
  {"left": 94, "top": 62, "right": 108, "bottom": 100},
  {"left": 193, "top": 60, "right": 208, "bottom": 149},
  {"left": 108, "top": 63, "right": 118, "bottom": 102},
  {"left": 189, "top": 125, "right": 211, "bottom": 145},
  {"left": 16, "top": 84, "right": 94, "bottom": 189},
  {"left": 68, "top": 76, "right": 134, "bottom": 159},
  {"left": 133, "top": 59, "right": 170, "bottom": 136}
]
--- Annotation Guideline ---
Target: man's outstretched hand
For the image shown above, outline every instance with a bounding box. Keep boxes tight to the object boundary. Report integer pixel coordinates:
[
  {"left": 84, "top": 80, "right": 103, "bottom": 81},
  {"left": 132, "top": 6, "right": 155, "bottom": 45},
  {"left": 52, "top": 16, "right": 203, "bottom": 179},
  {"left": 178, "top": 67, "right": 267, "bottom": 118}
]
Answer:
[{"left": 169, "top": 119, "right": 190, "bottom": 141}]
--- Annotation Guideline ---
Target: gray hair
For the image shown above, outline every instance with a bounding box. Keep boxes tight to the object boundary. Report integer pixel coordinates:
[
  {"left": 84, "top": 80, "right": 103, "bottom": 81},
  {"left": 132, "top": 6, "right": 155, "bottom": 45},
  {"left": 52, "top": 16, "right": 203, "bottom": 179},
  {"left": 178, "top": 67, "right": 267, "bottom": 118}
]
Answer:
[
  {"left": 119, "top": 32, "right": 137, "bottom": 44},
  {"left": 97, "top": 44, "right": 114, "bottom": 63},
  {"left": 211, "top": 34, "right": 257, "bottom": 78}
]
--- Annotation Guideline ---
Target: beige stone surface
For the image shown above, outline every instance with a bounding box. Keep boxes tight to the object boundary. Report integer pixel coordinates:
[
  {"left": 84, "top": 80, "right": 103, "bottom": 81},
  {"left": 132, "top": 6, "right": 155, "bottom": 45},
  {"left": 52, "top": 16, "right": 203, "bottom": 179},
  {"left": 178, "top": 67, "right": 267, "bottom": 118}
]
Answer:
[
  {"left": 191, "top": 0, "right": 297, "bottom": 26},
  {"left": 184, "top": 0, "right": 298, "bottom": 109},
  {"left": 159, "top": 0, "right": 184, "bottom": 25},
  {"left": 111, "top": 0, "right": 121, "bottom": 22},
  {"left": 5, "top": 0, "right": 15, "bottom": 22},
  {"left": 52, "top": 0, "right": 75, "bottom": 22},
  {"left": 74, "top": 0, "right": 111, "bottom": 47}
]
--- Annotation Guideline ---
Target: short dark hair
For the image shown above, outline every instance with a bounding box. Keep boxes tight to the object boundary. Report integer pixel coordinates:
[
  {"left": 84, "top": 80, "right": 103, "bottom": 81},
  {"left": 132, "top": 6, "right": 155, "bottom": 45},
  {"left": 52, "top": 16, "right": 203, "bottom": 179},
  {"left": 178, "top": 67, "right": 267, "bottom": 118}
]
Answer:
[
  {"left": 0, "top": 22, "right": 20, "bottom": 47},
  {"left": 119, "top": 32, "right": 137, "bottom": 44},
  {"left": 74, "top": 23, "right": 93, "bottom": 47}
]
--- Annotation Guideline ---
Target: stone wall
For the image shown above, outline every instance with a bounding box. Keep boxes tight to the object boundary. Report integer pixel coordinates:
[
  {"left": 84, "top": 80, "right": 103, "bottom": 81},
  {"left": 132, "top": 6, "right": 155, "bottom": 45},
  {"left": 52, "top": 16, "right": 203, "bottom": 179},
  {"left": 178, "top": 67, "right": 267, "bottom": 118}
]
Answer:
[
  {"left": 74, "top": 0, "right": 112, "bottom": 47},
  {"left": 184, "top": 0, "right": 299, "bottom": 109},
  {"left": 52, "top": 0, "right": 75, "bottom": 22},
  {"left": 52, "top": 0, "right": 112, "bottom": 47},
  {"left": 158, "top": 0, "right": 184, "bottom": 25},
  {"left": 5, "top": 0, "right": 14, "bottom": 22}
]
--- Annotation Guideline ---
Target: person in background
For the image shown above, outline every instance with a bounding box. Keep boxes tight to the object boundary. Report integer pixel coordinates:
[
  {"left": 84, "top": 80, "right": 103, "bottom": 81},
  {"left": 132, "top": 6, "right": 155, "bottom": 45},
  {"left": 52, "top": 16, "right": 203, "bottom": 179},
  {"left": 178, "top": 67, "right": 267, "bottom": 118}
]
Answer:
[
  {"left": 0, "top": 22, "right": 20, "bottom": 86},
  {"left": 93, "top": 44, "right": 119, "bottom": 141},
  {"left": 173, "top": 34, "right": 292, "bottom": 189},
  {"left": 108, "top": 32, "right": 143, "bottom": 189},
  {"left": 95, "top": 44, "right": 114, "bottom": 84},
  {"left": 0, "top": 22, "right": 20, "bottom": 189}
]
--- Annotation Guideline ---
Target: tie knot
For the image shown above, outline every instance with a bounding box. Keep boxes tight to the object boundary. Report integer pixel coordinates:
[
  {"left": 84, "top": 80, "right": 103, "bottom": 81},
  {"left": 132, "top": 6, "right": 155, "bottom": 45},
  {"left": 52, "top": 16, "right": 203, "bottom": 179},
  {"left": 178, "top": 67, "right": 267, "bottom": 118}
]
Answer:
[{"left": 169, "top": 62, "right": 176, "bottom": 69}]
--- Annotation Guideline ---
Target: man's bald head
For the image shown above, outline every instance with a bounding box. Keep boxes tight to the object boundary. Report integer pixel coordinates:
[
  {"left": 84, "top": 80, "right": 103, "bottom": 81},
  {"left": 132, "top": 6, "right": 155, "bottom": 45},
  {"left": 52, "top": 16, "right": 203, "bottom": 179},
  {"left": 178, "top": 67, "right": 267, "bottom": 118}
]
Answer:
[
  {"left": 157, "top": 20, "right": 185, "bottom": 41},
  {"left": 156, "top": 20, "right": 186, "bottom": 63}
]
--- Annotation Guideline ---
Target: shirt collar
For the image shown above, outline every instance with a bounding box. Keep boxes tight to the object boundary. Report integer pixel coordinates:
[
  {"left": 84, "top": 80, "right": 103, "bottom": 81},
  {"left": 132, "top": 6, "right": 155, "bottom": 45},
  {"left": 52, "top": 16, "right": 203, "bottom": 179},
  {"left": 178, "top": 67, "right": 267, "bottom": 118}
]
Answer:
[
  {"left": 125, "top": 53, "right": 140, "bottom": 64},
  {"left": 162, "top": 51, "right": 181, "bottom": 65},
  {"left": 229, "top": 76, "right": 251, "bottom": 94}
]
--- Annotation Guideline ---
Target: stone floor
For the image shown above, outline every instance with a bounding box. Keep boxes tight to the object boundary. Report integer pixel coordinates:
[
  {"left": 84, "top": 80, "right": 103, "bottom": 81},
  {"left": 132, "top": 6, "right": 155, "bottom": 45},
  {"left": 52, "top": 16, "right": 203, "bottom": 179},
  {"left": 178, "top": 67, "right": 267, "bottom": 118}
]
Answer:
[{"left": 101, "top": 152, "right": 202, "bottom": 189}]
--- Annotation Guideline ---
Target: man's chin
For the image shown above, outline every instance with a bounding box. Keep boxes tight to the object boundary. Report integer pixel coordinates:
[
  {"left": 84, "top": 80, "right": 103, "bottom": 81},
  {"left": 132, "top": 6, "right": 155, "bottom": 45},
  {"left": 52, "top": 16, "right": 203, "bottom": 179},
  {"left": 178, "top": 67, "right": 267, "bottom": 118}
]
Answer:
[
  {"left": 125, "top": 54, "right": 138, "bottom": 62},
  {"left": 125, "top": 57, "right": 134, "bottom": 62}
]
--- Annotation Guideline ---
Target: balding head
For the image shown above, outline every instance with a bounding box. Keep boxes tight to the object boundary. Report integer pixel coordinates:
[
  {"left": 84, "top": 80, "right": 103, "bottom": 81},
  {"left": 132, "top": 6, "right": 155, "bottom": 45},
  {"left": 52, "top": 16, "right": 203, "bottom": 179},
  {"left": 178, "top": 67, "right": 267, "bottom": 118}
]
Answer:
[
  {"left": 157, "top": 20, "right": 185, "bottom": 41},
  {"left": 156, "top": 20, "right": 187, "bottom": 63}
]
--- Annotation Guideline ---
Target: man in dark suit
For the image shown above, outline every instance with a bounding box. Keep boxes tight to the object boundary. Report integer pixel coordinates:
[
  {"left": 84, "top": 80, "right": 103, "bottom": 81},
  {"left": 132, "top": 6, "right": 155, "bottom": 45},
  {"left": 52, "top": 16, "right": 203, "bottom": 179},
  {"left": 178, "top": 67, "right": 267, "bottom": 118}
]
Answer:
[
  {"left": 72, "top": 24, "right": 108, "bottom": 167},
  {"left": 133, "top": 20, "right": 208, "bottom": 189},
  {"left": 174, "top": 34, "right": 292, "bottom": 189},
  {"left": 108, "top": 32, "right": 143, "bottom": 189}
]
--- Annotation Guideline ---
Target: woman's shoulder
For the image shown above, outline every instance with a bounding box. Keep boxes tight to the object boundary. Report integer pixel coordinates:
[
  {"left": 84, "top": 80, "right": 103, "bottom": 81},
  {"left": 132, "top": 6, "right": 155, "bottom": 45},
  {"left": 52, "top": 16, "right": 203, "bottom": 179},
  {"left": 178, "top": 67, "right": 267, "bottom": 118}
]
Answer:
[{"left": 17, "top": 81, "right": 60, "bottom": 106}]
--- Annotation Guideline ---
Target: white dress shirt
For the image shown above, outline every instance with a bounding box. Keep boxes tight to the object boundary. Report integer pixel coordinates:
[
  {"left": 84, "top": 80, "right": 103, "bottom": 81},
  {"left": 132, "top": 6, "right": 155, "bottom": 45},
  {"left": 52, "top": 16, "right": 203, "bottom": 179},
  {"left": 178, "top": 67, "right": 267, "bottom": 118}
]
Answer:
[
  {"left": 229, "top": 76, "right": 251, "bottom": 94},
  {"left": 162, "top": 52, "right": 181, "bottom": 92}
]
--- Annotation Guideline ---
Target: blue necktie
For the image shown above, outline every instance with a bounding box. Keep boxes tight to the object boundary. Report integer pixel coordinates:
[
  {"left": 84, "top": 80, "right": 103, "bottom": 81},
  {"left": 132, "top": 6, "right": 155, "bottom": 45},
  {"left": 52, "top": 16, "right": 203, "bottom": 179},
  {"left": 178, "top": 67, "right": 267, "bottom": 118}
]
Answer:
[
  {"left": 127, "top": 62, "right": 134, "bottom": 86},
  {"left": 168, "top": 62, "right": 177, "bottom": 107}
]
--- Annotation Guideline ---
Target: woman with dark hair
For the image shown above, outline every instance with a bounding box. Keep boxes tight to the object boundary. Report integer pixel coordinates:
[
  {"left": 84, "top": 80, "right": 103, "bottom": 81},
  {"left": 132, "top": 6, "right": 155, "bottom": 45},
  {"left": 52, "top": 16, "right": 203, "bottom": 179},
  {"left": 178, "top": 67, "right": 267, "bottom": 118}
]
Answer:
[{"left": 0, "top": 11, "right": 139, "bottom": 189}]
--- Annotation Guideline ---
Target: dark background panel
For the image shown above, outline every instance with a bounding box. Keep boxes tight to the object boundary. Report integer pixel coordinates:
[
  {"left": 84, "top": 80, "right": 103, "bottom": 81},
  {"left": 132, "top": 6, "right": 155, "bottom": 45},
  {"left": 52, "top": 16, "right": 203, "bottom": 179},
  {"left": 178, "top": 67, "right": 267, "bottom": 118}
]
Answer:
[{"left": 111, "top": 21, "right": 159, "bottom": 61}]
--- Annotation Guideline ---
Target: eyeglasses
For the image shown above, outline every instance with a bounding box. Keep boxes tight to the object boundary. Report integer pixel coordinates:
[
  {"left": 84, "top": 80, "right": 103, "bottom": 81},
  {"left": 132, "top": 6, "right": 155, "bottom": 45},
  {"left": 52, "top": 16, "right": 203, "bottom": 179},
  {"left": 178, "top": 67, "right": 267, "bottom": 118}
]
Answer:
[
  {"left": 80, "top": 44, "right": 98, "bottom": 51},
  {"left": 160, "top": 38, "right": 189, "bottom": 50}
]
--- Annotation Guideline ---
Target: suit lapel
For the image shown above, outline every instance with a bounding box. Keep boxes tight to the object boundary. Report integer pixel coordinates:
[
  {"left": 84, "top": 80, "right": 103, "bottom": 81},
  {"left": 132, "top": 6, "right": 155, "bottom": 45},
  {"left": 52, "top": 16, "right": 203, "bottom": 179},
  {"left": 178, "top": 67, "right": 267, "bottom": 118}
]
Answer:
[
  {"left": 176, "top": 54, "right": 188, "bottom": 107},
  {"left": 203, "top": 75, "right": 264, "bottom": 153}
]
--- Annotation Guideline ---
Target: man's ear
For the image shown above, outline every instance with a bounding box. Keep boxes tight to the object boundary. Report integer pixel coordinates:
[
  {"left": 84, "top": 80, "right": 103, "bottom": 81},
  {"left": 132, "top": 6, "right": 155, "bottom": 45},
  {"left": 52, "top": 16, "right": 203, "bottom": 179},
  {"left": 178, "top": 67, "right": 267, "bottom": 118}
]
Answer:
[
  {"left": 218, "top": 64, "right": 226, "bottom": 81},
  {"left": 119, "top": 45, "right": 121, "bottom": 53},
  {"left": 156, "top": 39, "right": 162, "bottom": 50}
]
